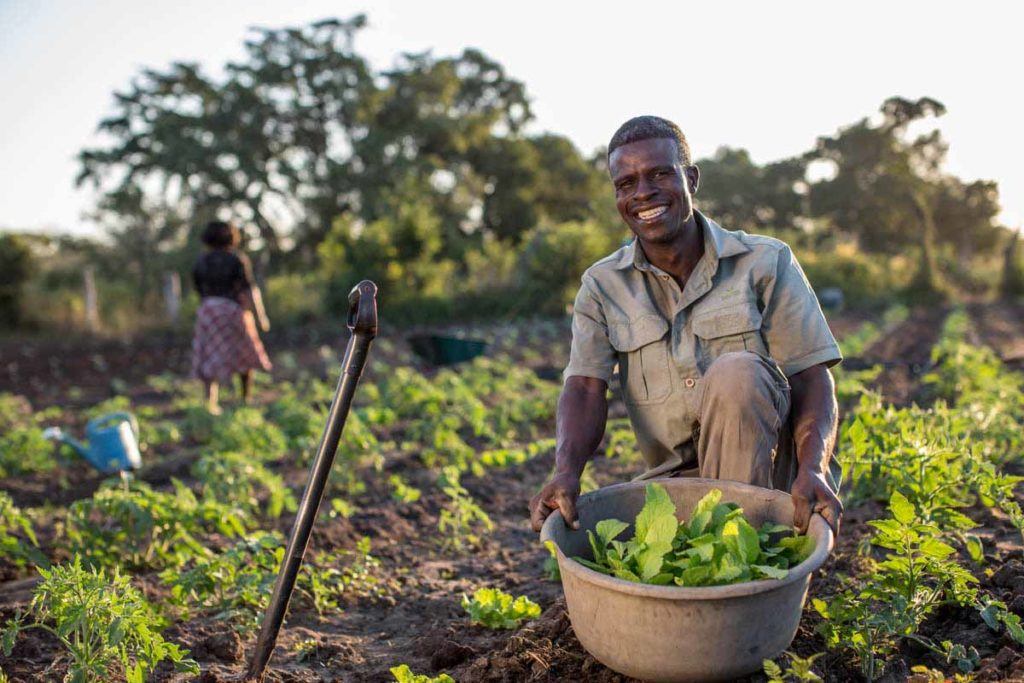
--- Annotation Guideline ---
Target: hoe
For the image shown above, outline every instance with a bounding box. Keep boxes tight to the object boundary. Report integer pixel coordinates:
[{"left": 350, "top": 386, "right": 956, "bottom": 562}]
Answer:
[{"left": 246, "top": 280, "right": 378, "bottom": 681}]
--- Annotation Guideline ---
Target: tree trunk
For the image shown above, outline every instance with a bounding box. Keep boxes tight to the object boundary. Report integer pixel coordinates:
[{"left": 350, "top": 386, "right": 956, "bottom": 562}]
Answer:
[
  {"left": 1001, "top": 231, "right": 1024, "bottom": 299},
  {"left": 908, "top": 191, "right": 943, "bottom": 300}
]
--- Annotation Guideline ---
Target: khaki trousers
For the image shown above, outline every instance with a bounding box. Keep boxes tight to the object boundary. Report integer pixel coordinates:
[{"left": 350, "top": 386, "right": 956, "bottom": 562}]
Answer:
[{"left": 669, "top": 351, "right": 801, "bottom": 491}]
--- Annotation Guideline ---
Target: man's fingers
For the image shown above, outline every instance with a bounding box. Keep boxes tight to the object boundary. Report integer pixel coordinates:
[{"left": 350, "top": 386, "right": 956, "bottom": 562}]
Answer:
[
  {"left": 555, "top": 491, "right": 579, "bottom": 530},
  {"left": 815, "top": 499, "right": 842, "bottom": 536},
  {"left": 792, "top": 495, "right": 811, "bottom": 534},
  {"left": 529, "top": 495, "right": 551, "bottom": 533}
]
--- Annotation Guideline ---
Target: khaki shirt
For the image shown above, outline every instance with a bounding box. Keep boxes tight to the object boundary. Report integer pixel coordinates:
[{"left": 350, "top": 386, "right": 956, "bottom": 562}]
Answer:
[{"left": 564, "top": 211, "right": 842, "bottom": 478}]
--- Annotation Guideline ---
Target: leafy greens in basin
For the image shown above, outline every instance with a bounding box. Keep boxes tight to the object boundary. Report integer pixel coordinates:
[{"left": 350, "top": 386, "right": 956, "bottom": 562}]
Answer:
[{"left": 573, "top": 484, "right": 815, "bottom": 586}]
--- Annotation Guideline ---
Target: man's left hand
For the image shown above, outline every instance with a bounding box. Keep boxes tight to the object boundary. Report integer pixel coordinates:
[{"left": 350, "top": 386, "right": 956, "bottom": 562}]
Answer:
[{"left": 791, "top": 466, "right": 842, "bottom": 536}]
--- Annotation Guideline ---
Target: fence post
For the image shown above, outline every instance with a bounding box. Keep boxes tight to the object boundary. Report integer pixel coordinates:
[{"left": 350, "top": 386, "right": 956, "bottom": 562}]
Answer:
[
  {"left": 163, "top": 271, "right": 182, "bottom": 324},
  {"left": 83, "top": 267, "right": 99, "bottom": 333}
]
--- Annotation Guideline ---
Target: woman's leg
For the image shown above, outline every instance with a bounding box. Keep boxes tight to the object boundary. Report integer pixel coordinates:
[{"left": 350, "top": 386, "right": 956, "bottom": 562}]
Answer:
[
  {"left": 239, "top": 370, "right": 253, "bottom": 404},
  {"left": 205, "top": 380, "right": 221, "bottom": 415}
]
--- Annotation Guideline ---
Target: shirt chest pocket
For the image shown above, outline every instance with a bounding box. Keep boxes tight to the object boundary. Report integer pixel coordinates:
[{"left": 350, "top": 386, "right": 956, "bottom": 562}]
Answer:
[
  {"left": 608, "top": 315, "right": 673, "bottom": 405},
  {"left": 692, "top": 303, "right": 769, "bottom": 371}
]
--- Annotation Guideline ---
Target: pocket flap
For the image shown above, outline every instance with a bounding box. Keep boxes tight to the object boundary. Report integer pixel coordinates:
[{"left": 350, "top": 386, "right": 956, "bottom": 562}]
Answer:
[
  {"left": 692, "top": 304, "right": 762, "bottom": 340},
  {"left": 608, "top": 315, "right": 669, "bottom": 352}
]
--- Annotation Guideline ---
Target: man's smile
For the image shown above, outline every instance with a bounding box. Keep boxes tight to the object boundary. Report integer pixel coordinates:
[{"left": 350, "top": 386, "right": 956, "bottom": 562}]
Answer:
[{"left": 634, "top": 204, "right": 670, "bottom": 222}]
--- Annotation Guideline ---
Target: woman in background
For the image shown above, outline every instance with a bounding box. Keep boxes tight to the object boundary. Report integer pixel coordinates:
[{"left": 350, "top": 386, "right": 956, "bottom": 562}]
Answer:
[{"left": 191, "top": 221, "right": 272, "bottom": 414}]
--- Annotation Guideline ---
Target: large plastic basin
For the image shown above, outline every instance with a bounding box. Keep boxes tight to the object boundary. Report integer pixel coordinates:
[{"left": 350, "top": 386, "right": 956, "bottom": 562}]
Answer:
[{"left": 540, "top": 478, "right": 834, "bottom": 682}]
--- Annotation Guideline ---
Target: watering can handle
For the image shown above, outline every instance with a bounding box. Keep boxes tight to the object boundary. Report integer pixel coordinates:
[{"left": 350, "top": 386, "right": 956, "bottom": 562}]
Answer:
[
  {"left": 347, "top": 280, "right": 378, "bottom": 338},
  {"left": 88, "top": 411, "right": 139, "bottom": 438}
]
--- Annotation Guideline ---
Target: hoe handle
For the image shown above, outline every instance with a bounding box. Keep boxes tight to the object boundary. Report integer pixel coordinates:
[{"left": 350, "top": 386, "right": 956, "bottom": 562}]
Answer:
[{"left": 246, "top": 280, "right": 378, "bottom": 681}]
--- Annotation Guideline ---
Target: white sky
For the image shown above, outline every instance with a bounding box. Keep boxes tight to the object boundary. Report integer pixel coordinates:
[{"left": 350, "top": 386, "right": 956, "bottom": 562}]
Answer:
[{"left": 1, "top": 0, "right": 1021, "bottom": 236}]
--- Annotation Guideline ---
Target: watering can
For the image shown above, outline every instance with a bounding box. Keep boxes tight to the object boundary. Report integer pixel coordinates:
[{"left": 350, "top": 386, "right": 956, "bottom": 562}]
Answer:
[{"left": 43, "top": 412, "right": 142, "bottom": 474}]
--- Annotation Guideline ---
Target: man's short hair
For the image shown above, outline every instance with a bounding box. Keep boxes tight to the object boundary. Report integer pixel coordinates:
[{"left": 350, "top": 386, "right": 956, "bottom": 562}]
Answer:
[{"left": 608, "top": 115, "right": 692, "bottom": 167}]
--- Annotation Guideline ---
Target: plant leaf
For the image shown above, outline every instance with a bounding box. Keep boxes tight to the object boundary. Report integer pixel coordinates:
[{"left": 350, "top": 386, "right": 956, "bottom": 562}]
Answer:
[{"left": 889, "top": 490, "right": 916, "bottom": 524}]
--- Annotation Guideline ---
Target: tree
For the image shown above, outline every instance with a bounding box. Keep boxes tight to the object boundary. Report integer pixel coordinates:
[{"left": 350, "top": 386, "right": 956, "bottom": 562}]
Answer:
[
  {"left": 89, "top": 185, "right": 190, "bottom": 300},
  {"left": 78, "top": 16, "right": 375, "bottom": 258},
  {"left": 807, "top": 97, "right": 952, "bottom": 296},
  {"left": 0, "top": 234, "right": 36, "bottom": 328},
  {"left": 696, "top": 147, "right": 806, "bottom": 232}
]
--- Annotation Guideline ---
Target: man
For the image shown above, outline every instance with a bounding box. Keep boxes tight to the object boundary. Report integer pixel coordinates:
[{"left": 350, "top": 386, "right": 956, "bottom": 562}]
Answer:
[{"left": 529, "top": 116, "right": 843, "bottom": 536}]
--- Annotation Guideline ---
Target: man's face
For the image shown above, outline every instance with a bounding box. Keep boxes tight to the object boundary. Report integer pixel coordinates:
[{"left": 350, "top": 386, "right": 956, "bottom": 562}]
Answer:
[{"left": 609, "top": 137, "right": 698, "bottom": 245}]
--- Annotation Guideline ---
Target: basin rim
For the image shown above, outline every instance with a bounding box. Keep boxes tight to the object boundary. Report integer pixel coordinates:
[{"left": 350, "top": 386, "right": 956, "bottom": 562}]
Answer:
[{"left": 541, "top": 477, "right": 834, "bottom": 601}]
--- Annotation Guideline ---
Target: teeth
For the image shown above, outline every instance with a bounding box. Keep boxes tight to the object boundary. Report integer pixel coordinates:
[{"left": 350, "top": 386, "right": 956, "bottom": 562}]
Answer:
[{"left": 638, "top": 206, "right": 668, "bottom": 220}]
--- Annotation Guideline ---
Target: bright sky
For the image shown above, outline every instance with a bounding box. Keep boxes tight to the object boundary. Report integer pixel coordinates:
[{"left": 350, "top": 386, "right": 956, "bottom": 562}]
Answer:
[{"left": 1, "top": 0, "right": 1020, "bottom": 236}]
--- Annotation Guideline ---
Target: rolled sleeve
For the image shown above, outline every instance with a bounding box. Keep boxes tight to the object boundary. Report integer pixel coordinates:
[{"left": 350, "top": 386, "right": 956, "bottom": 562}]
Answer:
[
  {"left": 760, "top": 246, "right": 842, "bottom": 377},
  {"left": 563, "top": 277, "right": 617, "bottom": 382}
]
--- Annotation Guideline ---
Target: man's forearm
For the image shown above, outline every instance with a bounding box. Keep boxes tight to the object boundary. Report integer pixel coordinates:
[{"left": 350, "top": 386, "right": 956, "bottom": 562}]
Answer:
[
  {"left": 554, "top": 376, "right": 609, "bottom": 478},
  {"left": 789, "top": 365, "right": 838, "bottom": 473}
]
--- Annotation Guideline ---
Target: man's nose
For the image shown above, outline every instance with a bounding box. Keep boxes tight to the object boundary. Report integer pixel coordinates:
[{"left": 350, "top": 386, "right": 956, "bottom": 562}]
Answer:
[{"left": 635, "top": 176, "right": 656, "bottom": 200}]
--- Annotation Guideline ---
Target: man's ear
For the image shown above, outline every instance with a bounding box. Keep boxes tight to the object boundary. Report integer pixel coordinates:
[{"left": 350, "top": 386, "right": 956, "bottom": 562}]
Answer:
[{"left": 686, "top": 165, "right": 700, "bottom": 195}]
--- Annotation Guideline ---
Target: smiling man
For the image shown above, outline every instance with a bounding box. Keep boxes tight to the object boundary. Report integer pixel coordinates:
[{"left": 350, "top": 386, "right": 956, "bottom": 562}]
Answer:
[{"left": 529, "top": 115, "right": 843, "bottom": 536}]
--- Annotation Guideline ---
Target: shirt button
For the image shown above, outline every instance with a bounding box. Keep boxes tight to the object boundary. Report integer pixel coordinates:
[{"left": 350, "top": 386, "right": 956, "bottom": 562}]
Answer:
[
  {"left": 661, "top": 275, "right": 669, "bottom": 281},
  {"left": 684, "top": 378, "right": 696, "bottom": 388}
]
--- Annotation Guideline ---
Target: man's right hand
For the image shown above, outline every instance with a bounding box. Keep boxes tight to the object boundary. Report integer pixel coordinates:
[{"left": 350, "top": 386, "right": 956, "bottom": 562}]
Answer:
[{"left": 529, "top": 471, "right": 581, "bottom": 532}]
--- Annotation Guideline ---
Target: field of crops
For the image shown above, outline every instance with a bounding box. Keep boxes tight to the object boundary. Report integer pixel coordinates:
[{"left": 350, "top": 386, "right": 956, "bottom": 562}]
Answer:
[{"left": 3, "top": 303, "right": 1024, "bottom": 682}]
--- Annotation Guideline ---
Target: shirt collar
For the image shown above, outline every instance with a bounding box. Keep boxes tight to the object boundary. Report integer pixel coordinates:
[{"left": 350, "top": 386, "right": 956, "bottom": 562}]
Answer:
[{"left": 614, "top": 210, "right": 749, "bottom": 271}]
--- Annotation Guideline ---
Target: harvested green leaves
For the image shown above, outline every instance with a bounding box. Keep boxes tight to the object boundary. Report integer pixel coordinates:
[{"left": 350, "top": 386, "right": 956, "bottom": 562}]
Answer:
[{"left": 573, "top": 484, "right": 814, "bottom": 586}]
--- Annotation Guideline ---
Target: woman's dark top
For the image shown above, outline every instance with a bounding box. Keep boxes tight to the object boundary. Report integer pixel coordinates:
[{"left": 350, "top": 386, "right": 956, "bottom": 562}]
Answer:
[{"left": 192, "top": 249, "right": 254, "bottom": 301}]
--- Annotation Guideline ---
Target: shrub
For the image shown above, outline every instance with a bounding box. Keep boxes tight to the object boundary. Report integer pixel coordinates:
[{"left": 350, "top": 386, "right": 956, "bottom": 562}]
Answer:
[
  {"left": 0, "top": 234, "right": 36, "bottom": 328},
  {"left": 515, "top": 220, "right": 621, "bottom": 314},
  {"left": 797, "top": 244, "right": 912, "bottom": 309}
]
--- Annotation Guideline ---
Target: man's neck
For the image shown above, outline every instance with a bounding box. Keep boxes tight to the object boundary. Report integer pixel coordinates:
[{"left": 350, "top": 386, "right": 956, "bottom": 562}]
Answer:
[{"left": 638, "top": 214, "right": 704, "bottom": 284}]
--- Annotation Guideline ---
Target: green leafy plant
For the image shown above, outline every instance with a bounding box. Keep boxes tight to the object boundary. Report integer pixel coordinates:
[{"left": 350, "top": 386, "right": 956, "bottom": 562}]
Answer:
[
  {"left": 0, "top": 426, "right": 55, "bottom": 478},
  {"left": 763, "top": 652, "right": 824, "bottom": 682},
  {"left": 0, "top": 492, "right": 45, "bottom": 568},
  {"left": 302, "top": 537, "right": 395, "bottom": 614},
  {"left": 192, "top": 450, "right": 296, "bottom": 517},
  {"left": 0, "top": 393, "right": 33, "bottom": 432},
  {"left": 437, "top": 467, "right": 493, "bottom": 551},
  {"left": 576, "top": 484, "right": 812, "bottom": 586},
  {"left": 390, "top": 664, "right": 455, "bottom": 683},
  {"left": 388, "top": 474, "right": 422, "bottom": 503},
  {"left": 2, "top": 558, "right": 198, "bottom": 682},
  {"left": 461, "top": 587, "right": 541, "bottom": 629},
  {"left": 65, "top": 480, "right": 246, "bottom": 570},
  {"left": 208, "top": 407, "right": 288, "bottom": 461},
  {"left": 978, "top": 598, "right": 1024, "bottom": 645},
  {"left": 267, "top": 387, "right": 327, "bottom": 458},
  {"left": 162, "top": 534, "right": 392, "bottom": 629},
  {"left": 160, "top": 532, "right": 282, "bottom": 630},
  {"left": 813, "top": 491, "right": 979, "bottom": 680}
]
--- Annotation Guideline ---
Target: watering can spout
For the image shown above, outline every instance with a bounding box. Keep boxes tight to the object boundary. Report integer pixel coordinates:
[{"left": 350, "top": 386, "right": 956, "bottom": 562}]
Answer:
[{"left": 42, "top": 427, "right": 90, "bottom": 459}]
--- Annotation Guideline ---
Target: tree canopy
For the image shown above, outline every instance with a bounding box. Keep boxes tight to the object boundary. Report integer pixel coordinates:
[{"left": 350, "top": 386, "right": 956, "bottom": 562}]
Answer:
[{"left": 71, "top": 16, "right": 1011, "bottom": 316}]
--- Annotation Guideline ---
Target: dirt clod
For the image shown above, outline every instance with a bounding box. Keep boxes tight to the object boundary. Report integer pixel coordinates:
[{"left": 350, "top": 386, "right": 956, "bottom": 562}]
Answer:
[{"left": 194, "top": 630, "right": 244, "bottom": 663}]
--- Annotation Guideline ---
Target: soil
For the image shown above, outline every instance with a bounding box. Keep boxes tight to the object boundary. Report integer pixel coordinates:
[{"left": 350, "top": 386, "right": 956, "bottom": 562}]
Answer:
[
  {"left": 2, "top": 306, "right": 1024, "bottom": 682},
  {"left": 859, "top": 307, "right": 950, "bottom": 406},
  {"left": 969, "top": 303, "right": 1024, "bottom": 368}
]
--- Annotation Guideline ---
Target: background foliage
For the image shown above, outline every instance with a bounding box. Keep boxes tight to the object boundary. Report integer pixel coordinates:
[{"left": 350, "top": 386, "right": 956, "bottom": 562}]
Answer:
[{"left": 2, "top": 15, "right": 1019, "bottom": 333}]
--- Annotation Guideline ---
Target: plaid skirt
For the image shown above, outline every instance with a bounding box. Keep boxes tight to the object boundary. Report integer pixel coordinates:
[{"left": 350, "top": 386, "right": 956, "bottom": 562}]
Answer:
[{"left": 191, "top": 297, "right": 272, "bottom": 382}]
